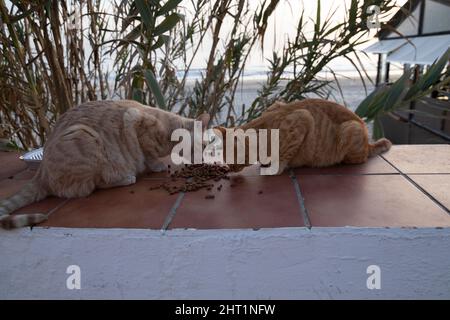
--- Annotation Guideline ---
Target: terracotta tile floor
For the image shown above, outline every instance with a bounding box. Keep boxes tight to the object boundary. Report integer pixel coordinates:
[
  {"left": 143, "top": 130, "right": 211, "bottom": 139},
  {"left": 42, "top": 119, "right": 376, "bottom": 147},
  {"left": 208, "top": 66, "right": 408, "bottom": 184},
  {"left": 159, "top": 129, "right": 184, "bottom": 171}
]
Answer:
[
  {"left": 1, "top": 145, "right": 450, "bottom": 230},
  {"left": 383, "top": 144, "right": 450, "bottom": 173},
  {"left": 170, "top": 174, "right": 304, "bottom": 229}
]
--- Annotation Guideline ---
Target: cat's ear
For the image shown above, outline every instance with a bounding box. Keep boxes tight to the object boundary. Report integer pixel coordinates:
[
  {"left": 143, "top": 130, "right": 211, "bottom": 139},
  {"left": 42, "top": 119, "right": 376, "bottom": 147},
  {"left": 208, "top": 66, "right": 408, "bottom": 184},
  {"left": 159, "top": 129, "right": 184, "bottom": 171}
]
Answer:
[{"left": 196, "top": 113, "right": 210, "bottom": 129}]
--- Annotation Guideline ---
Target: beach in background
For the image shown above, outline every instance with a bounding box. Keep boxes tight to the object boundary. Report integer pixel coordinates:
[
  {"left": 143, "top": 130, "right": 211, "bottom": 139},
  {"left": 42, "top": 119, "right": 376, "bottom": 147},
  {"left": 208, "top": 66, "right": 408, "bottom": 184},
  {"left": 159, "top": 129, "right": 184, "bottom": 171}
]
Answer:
[{"left": 203, "top": 69, "right": 404, "bottom": 124}]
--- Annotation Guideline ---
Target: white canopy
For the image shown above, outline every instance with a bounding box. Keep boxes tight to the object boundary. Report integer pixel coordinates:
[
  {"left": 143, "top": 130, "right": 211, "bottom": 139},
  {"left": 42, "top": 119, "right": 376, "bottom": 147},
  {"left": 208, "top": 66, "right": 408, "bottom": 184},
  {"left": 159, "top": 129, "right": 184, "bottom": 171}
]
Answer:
[
  {"left": 363, "top": 34, "right": 450, "bottom": 65},
  {"left": 363, "top": 38, "right": 408, "bottom": 54}
]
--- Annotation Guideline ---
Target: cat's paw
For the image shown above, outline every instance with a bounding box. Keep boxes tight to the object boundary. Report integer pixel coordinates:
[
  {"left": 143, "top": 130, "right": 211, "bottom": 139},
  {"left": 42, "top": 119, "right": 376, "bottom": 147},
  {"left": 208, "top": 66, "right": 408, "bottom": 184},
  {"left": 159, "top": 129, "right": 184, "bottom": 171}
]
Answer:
[
  {"left": 273, "top": 166, "right": 287, "bottom": 175},
  {"left": 124, "top": 175, "right": 137, "bottom": 185},
  {"left": 148, "top": 160, "right": 167, "bottom": 173},
  {"left": 98, "top": 175, "right": 136, "bottom": 189}
]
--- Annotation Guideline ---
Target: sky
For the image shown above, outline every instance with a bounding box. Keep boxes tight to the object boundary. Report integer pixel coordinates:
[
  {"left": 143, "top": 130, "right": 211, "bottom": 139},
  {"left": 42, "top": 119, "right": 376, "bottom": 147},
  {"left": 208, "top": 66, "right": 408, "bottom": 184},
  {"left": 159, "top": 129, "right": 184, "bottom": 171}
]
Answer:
[
  {"left": 178, "top": 0, "right": 406, "bottom": 76},
  {"left": 4, "top": 0, "right": 406, "bottom": 77}
]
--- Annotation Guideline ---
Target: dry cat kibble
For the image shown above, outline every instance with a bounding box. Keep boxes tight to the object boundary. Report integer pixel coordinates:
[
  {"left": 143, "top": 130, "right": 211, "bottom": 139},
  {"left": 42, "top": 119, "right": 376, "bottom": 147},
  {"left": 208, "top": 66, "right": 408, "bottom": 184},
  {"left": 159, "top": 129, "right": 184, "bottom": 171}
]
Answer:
[{"left": 154, "top": 164, "right": 231, "bottom": 195}]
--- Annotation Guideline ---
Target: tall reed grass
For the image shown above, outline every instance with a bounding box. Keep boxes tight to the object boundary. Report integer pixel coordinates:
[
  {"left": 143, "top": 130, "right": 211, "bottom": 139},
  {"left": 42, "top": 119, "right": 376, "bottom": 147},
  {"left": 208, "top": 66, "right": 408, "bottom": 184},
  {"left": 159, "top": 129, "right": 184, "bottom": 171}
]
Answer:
[{"left": 0, "top": 0, "right": 406, "bottom": 149}]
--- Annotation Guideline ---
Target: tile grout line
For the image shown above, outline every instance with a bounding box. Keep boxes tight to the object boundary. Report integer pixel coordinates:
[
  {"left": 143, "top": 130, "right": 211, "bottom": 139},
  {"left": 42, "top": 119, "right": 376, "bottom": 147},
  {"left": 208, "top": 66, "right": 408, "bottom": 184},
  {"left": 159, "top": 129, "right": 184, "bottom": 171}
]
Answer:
[
  {"left": 402, "top": 175, "right": 450, "bottom": 215},
  {"left": 46, "top": 198, "right": 71, "bottom": 217},
  {"left": 289, "top": 169, "right": 312, "bottom": 229},
  {"left": 142, "top": 173, "right": 184, "bottom": 231},
  {"left": 30, "top": 198, "right": 71, "bottom": 230},
  {"left": 161, "top": 192, "right": 185, "bottom": 232},
  {"left": 381, "top": 155, "right": 450, "bottom": 215}
]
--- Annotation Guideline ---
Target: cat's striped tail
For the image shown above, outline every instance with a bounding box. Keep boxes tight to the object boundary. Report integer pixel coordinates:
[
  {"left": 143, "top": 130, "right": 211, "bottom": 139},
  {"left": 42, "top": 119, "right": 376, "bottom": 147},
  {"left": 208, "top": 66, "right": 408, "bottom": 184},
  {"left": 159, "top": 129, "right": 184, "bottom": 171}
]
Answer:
[
  {"left": 369, "top": 138, "right": 392, "bottom": 157},
  {"left": 0, "top": 179, "right": 48, "bottom": 229}
]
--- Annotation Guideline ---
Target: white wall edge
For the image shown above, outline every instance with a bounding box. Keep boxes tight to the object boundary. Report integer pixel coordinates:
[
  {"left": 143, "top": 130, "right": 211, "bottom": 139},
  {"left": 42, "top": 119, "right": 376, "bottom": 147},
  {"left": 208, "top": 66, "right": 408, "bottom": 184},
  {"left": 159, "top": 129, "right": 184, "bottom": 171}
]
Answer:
[{"left": 1, "top": 226, "right": 450, "bottom": 299}]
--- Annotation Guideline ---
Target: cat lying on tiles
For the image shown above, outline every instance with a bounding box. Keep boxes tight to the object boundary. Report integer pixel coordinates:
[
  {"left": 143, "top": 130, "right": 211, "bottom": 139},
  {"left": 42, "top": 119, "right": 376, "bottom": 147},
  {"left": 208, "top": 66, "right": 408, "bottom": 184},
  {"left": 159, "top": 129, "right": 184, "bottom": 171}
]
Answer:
[{"left": 0, "top": 100, "right": 209, "bottom": 229}]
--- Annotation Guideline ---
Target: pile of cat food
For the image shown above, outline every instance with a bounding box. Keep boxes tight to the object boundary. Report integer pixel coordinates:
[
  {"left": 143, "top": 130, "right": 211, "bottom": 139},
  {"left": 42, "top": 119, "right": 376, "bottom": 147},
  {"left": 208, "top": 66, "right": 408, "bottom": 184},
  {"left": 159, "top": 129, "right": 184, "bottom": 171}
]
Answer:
[{"left": 150, "top": 163, "right": 232, "bottom": 196}]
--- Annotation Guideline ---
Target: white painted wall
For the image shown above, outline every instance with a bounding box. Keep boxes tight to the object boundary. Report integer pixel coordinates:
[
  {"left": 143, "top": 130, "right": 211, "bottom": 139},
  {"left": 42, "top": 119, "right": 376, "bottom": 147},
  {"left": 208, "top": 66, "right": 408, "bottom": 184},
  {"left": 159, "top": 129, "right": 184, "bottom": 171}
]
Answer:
[
  {"left": 423, "top": 0, "right": 450, "bottom": 34},
  {"left": 1, "top": 227, "right": 450, "bottom": 299}
]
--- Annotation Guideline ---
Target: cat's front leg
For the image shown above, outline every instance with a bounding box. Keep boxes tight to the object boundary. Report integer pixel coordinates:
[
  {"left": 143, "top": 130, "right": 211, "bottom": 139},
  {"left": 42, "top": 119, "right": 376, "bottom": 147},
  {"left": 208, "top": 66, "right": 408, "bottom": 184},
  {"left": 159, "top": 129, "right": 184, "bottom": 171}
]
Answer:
[
  {"left": 270, "top": 161, "right": 288, "bottom": 176},
  {"left": 98, "top": 175, "right": 136, "bottom": 189},
  {"left": 146, "top": 159, "right": 167, "bottom": 172},
  {"left": 276, "top": 161, "right": 289, "bottom": 175}
]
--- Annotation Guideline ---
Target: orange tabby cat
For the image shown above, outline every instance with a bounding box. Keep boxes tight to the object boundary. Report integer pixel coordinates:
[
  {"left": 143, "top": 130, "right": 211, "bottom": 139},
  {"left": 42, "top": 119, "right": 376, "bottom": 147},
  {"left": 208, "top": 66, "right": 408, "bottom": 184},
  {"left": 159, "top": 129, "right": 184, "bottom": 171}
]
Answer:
[
  {"left": 215, "top": 99, "right": 391, "bottom": 173},
  {"left": 0, "top": 100, "right": 209, "bottom": 229}
]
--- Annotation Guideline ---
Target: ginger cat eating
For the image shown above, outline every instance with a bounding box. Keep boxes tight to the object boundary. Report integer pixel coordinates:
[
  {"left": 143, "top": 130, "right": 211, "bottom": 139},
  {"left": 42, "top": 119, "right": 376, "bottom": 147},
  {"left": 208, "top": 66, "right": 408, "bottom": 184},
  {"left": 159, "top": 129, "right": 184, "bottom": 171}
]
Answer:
[
  {"left": 215, "top": 99, "right": 391, "bottom": 173},
  {"left": 0, "top": 100, "right": 209, "bottom": 229}
]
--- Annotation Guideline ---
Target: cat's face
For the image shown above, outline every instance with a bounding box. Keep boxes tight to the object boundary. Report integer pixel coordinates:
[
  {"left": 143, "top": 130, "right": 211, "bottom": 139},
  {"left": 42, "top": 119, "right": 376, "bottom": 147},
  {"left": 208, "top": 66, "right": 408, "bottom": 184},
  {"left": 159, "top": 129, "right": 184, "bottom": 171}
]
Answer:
[{"left": 213, "top": 126, "right": 246, "bottom": 172}]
